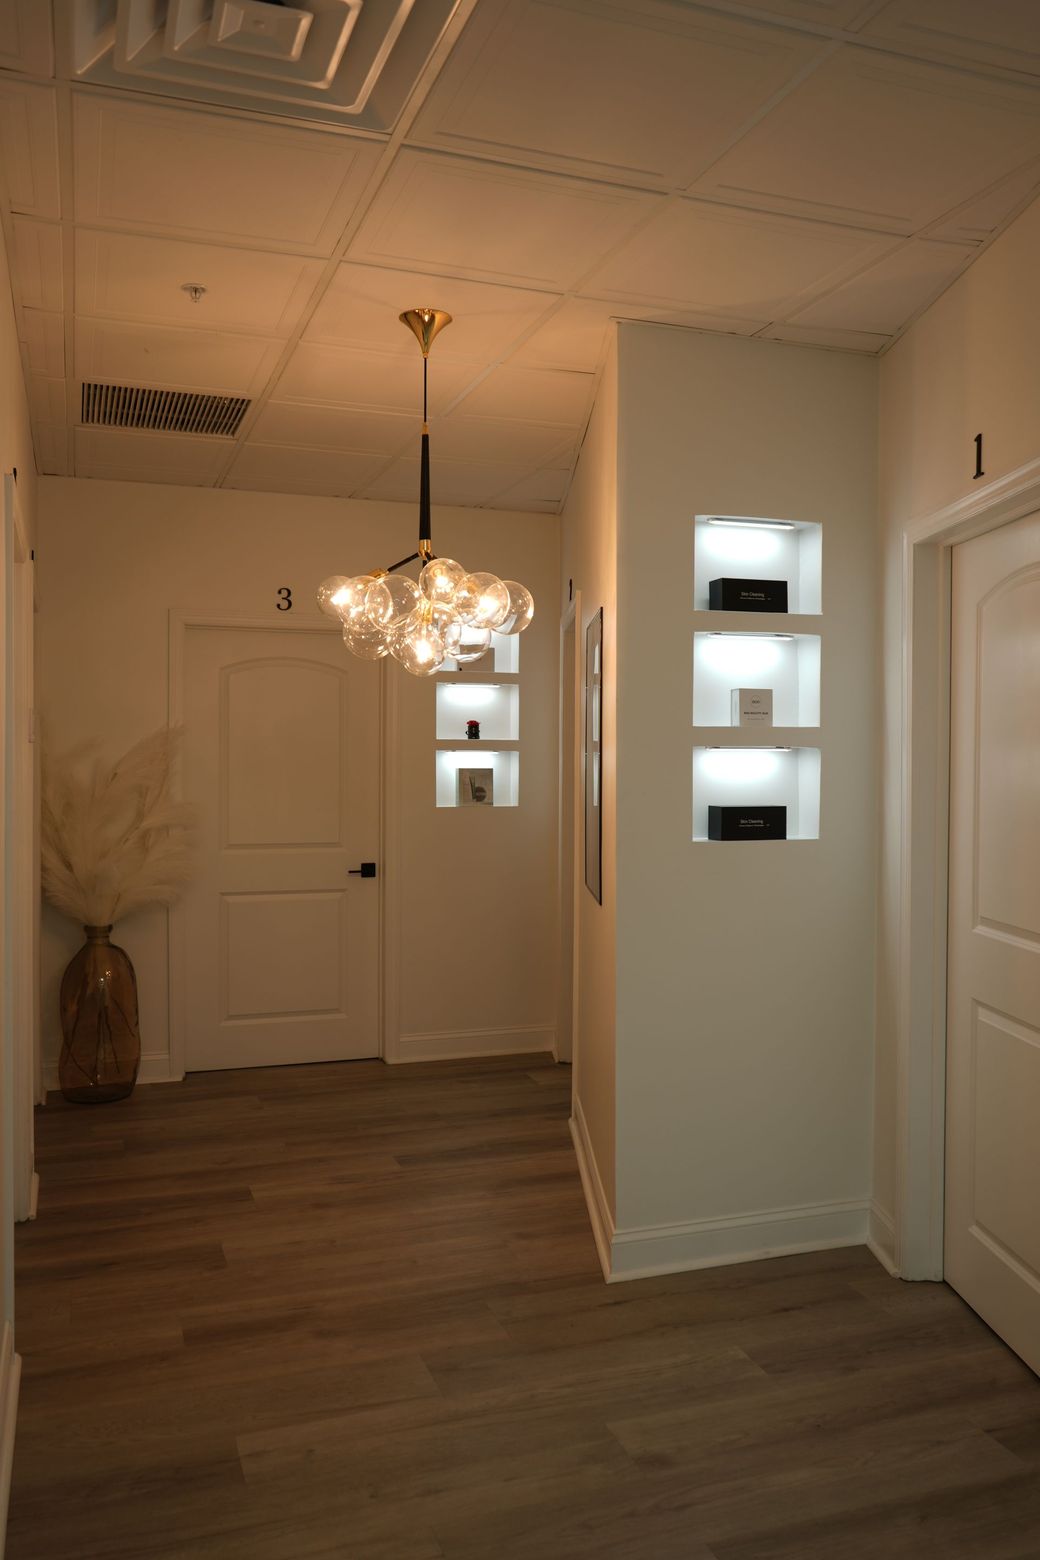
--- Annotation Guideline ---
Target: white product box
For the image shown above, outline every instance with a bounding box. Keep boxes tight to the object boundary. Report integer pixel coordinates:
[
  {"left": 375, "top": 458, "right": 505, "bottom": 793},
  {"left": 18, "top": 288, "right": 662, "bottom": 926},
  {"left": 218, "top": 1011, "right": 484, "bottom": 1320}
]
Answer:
[{"left": 730, "top": 688, "right": 773, "bottom": 727}]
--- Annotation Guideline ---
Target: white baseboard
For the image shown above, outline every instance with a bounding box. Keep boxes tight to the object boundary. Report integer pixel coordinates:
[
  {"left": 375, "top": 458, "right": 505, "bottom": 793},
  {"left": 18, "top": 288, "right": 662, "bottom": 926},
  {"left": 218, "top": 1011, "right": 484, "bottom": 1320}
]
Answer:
[
  {"left": 0, "top": 1322, "right": 21, "bottom": 1557},
  {"left": 607, "top": 1198, "right": 871, "bottom": 1283},
  {"left": 43, "top": 1052, "right": 181, "bottom": 1093},
  {"left": 867, "top": 1200, "right": 899, "bottom": 1276},
  {"left": 569, "top": 1095, "right": 614, "bottom": 1280},
  {"left": 389, "top": 1025, "right": 555, "bottom": 1064}
]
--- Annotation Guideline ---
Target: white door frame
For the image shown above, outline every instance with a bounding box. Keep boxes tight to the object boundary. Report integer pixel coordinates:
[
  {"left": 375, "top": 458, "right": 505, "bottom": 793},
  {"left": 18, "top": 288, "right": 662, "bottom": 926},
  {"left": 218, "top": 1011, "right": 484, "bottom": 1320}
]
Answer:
[
  {"left": 4, "top": 472, "right": 38, "bottom": 1223},
  {"left": 557, "top": 598, "right": 581, "bottom": 1072},
  {"left": 168, "top": 610, "right": 388, "bottom": 1079},
  {"left": 895, "top": 454, "right": 1040, "bottom": 1279}
]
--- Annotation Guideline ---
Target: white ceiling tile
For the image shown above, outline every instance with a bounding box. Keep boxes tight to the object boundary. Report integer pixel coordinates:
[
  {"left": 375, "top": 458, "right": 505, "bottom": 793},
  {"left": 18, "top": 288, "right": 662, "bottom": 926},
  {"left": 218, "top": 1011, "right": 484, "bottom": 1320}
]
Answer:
[
  {"left": 862, "top": 1, "right": 1040, "bottom": 81},
  {"left": 410, "top": 0, "right": 825, "bottom": 189},
  {"left": 0, "top": 81, "right": 60, "bottom": 218},
  {"left": 359, "top": 456, "right": 531, "bottom": 507},
  {"left": 32, "top": 425, "right": 69, "bottom": 477},
  {"left": 21, "top": 310, "right": 65, "bottom": 377},
  {"left": 758, "top": 323, "right": 891, "bottom": 351},
  {"left": 306, "top": 262, "right": 558, "bottom": 358},
  {"left": 512, "top": 296, "right": 768, "bottom": 370},
  {"left": 583, "top": 200, "right": 897, "bottom": 316},
  {"left": 456, "top": 365, "right": 594, "bottom": 426},
  {"left": 0, "top": 1, "right": 54, "bottom": 75},
  {"left": 223, "top": 444, "right": 387, "bottom": 497},
  {"left": 72, "top": 94, "right": 383, "bottom": 255},
  {"left": 276, "top": 341, "right": 477, "bottom": 412},
  {"left": 789, "top": 238, "right": 975, "bottom": 332},
  {"left": 74, "top": 428, "right": 231, "bottom": 485},
  {"left": 926, "top": 161, "right": 1040, "bottom": 245},
  {"left": 348, "top": 148, "right": 658, "bottom": 289},
  {"left": 74, "top": 230, "right": 325, "bottom": 337},
  {"left": 74, "top": 319, "right": 283, "bottom": 398},
  {"left": 694, "top": 49, "right": 1040, "bottom": 233},
  {"left": 11, "top": 218, "right": 64, "bottom": 312},
  {"left": 484, "top": 467, "right": 573, "bottom": 511},
  {"left": 430, "top": 414, "right": 579, "bottom": 467},
  {"left": 29, "top": 375, "right": 67, "bottom": 425},
  {"left": 251, "top": 402, "right": 414, "bottom": 455}
]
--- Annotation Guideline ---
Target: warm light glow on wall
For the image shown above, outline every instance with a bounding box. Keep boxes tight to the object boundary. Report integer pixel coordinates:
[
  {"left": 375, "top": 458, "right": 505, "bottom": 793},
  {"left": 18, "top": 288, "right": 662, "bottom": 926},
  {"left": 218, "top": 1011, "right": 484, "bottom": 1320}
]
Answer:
[
  {"left": 700, "top": 747, "right": 781, "bottom": 783},
  {"left": 699, "top": 526, "right": 784, "bottom": 568},
  {"left": 440, "top": 684, "right": 499, "bottom": 708},
  {"left": 701, "top": 634, "right": 782, "bottom": 679}
]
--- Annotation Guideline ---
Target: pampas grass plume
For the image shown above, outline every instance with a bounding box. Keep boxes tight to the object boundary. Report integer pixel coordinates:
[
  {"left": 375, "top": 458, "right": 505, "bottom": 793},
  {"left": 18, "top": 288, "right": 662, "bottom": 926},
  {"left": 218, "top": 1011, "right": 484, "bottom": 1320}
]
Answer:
[{"left": 41, "top": 727, "right": 194, "bottom": 928}]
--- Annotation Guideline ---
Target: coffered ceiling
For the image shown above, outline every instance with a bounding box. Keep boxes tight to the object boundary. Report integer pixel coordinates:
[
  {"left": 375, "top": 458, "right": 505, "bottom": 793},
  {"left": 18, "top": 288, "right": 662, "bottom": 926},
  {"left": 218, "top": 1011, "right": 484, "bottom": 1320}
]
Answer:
[{"left": 1, "top": 0, "right": 1039, "bottom": 512}]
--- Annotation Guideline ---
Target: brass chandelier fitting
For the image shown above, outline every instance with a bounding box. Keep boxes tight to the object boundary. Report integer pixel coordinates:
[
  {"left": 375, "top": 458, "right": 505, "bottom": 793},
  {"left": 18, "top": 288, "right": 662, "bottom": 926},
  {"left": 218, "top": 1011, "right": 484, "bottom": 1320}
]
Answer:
[{"left": 317, "top": 309, "right": 534, "bottom": 675}]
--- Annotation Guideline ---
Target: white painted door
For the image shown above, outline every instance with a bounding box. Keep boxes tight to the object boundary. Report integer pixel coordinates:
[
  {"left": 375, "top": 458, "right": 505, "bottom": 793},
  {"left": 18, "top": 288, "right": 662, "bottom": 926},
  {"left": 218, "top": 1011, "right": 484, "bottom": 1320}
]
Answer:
[
  {"left": 947, "top": 511, "right": 1040, "bottom": 1376},
  {"left": 181, "top": 624, "right": 381, "bottom": 1072}
]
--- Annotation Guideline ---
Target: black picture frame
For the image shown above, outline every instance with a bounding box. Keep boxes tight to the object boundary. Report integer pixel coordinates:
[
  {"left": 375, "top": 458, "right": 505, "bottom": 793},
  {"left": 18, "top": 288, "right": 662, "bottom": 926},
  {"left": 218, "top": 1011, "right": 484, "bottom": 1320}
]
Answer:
[{"left": 584, "top": 608, "right": 603, "bottom": 903}]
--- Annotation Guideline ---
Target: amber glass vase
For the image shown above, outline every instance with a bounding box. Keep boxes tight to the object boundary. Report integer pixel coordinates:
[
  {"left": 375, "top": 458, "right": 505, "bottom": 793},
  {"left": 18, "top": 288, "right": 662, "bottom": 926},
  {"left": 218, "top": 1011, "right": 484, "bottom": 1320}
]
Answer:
[{"left": 58, "top": 926, "right": 141, "bottom": 1104}]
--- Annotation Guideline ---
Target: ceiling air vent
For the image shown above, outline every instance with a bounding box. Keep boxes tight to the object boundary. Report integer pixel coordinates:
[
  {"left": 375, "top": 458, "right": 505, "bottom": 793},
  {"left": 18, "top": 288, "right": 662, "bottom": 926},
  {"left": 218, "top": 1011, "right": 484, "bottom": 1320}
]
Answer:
[
  {"left": 80, "top": 383, "right": 250, "bottom": 438},
  {"left": 64, "top": 0, "right": 459, "bottom": 132}
]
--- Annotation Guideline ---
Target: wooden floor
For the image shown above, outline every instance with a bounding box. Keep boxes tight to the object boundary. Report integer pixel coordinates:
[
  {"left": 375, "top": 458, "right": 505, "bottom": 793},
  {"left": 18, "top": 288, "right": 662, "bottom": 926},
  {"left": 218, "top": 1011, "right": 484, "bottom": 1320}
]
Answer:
[{"left": 9, "top": 1054, "right": 1040, "bottom": 1560}]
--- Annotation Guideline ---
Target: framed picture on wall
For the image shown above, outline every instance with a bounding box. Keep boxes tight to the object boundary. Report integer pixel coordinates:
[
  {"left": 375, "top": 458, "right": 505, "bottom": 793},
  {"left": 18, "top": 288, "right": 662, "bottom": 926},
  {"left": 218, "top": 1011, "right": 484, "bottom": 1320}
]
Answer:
[
  {"left": 584, "top": 608, "right": 603, "bottom": 903},
  {"left": 457, "top": 767, "right": 494, "bottom": 806}
]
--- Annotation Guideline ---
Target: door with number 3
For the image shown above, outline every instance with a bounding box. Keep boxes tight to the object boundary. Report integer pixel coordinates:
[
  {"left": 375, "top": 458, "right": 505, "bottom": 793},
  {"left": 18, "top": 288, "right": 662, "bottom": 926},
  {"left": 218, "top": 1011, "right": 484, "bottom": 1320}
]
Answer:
[{"left": 179, "top": 622, "right": 381, "bottom": 1072}]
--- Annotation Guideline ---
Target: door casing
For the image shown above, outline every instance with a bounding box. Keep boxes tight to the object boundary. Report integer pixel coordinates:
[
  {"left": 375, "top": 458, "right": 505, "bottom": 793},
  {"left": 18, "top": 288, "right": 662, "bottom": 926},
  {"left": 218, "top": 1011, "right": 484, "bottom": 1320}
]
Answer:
[{"left": 895, "top": 454, "right": 1040, "bottom": 1280}]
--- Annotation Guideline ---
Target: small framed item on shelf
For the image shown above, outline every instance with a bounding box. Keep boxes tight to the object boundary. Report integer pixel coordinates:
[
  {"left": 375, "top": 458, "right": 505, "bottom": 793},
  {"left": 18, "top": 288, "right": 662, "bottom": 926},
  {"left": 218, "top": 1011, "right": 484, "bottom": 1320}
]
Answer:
[
  {"left": 730, "top": 688, "right": 773, "bottom": 727},
  {"left": 709, "top": 578, "right": 788, "bottom": 612},
  {"left": 458, "top": 768, "right": 494, "bottom": 806},
  {"left": 708, "top": 805, "right": 787, "bottom": 840}
]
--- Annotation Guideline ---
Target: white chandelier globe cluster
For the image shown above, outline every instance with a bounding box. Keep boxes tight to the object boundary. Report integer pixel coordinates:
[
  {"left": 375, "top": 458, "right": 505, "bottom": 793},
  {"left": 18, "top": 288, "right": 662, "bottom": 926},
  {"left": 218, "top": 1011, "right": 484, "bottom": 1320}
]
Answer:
[{"left": 316, "top": 558, "right": 533, "bottom": 677}]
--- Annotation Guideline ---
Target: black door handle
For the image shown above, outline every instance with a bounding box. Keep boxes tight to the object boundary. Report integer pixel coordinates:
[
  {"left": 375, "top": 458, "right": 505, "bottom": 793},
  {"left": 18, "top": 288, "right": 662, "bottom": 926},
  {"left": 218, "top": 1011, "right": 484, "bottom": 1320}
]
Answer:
[{"left": 348, "top": 862, "right": 377, "bottom": 878}]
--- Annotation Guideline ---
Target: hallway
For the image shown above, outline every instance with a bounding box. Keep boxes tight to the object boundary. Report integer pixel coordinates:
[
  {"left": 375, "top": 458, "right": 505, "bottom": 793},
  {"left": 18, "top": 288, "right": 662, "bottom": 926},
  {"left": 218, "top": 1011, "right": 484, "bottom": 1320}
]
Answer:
[{"left": 9, "top": 1055, "right": 1040, "bottom": 1560}]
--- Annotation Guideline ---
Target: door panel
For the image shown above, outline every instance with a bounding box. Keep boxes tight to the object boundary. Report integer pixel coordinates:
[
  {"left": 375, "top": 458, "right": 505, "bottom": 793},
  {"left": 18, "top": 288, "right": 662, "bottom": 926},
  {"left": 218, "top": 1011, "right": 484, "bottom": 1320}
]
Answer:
[
  {"left": 181, "top": 625, "right": 380, "bottom": 1071},
  {"left": 947, "top": 514, "right": 1040, "bottom": 1376}
]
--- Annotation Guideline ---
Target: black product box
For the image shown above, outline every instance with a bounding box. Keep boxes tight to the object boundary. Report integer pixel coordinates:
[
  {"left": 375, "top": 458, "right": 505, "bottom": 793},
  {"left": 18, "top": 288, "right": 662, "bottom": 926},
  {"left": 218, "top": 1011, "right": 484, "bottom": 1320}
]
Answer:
[
  {"left": 709, "top": 578, "right": 788, "bottom": 613},
  {"left": 708, "top": 805, "right": 787, "bottom": 841}
]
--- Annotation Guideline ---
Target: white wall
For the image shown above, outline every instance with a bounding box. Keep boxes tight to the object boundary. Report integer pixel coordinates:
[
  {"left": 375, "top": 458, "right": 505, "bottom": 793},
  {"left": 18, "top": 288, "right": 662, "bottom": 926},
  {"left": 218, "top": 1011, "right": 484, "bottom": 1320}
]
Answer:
[
  {"left": 560, "top": 345, "right": 618, "bottom": 1238},
  {"left": 37, "top": 477, "right": 560, "bottom": 1079},
  {"left": 611, "top": 325, "right": 878, "bottom": 1277},
  {"left": 0, "top": 213, "right": 36, "bottom": 1517},
  {"left": 875, "top": 194, "right": 1040, "bottom": 1262}
]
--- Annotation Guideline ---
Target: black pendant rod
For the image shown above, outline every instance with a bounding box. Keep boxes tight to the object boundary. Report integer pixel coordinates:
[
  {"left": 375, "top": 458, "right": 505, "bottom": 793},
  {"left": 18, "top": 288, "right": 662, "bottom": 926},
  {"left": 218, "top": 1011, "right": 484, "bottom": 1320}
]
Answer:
[{"left": 419, "top": 356, "right": 432, "bottom": 549}]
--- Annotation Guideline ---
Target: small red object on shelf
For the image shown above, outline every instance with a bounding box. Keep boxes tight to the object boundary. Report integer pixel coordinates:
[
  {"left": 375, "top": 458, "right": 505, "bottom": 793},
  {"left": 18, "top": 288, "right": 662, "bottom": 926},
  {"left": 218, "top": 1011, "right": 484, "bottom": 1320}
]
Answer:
[{"left": 466, "top": 719, "right": 480, "bottom": 740}]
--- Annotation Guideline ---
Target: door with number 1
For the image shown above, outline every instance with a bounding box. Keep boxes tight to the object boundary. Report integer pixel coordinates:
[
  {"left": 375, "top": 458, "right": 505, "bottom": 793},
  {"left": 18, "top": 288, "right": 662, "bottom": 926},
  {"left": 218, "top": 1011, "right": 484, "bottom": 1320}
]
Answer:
[{"left": 180, "top": 623, "right": 381, "bottom": 1071}]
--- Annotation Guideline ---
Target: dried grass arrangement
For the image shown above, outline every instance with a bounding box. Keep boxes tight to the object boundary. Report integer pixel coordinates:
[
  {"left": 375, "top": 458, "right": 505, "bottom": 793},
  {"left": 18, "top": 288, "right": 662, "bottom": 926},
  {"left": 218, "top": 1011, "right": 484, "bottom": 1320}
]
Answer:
[{"left": 42, "top": 726, "right": 194, "bottom": 929}]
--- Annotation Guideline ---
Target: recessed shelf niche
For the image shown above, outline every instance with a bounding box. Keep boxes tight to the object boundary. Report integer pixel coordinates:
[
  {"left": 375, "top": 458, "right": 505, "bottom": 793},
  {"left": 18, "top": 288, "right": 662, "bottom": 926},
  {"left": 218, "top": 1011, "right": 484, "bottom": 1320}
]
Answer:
[
  {"left": 692, "top": 745, "right": 821, "bottom": 842},
  {"left": 436, "top": 748, "right": 519, "bottom": 809},
  {"left": 440, "top": 629, "right": 519, "bottom": 675},
  {"left": 694, "top": 514, "right": 822, "bottom": 615},
  {"left": 436, "top": 681, "right": 519, "bottom": 742},
  {"left": 693, "top": 631, "right": 820, "bottom": 728}
]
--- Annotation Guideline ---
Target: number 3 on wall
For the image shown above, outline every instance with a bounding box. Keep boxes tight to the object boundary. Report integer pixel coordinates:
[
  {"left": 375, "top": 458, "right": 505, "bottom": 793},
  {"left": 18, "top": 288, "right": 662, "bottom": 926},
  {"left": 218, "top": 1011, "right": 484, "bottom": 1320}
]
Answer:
[{"left": 276, "top": 587, "right": 293, "bottom": 611}]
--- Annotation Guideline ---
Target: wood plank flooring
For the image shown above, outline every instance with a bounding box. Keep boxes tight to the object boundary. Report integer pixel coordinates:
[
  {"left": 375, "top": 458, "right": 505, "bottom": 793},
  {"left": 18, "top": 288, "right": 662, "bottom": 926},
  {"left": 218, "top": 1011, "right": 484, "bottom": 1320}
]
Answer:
[{"left": 9, "top": 1054, "right": 1040, "bottom": 1559}]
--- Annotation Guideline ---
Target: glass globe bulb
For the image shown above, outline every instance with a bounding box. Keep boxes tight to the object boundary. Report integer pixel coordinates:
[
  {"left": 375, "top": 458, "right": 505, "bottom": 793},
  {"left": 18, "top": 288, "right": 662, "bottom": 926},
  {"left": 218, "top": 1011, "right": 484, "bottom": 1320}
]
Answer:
[
  {"left": 390, "top": 623, "right": 446, "bottom": 675},
  {"left": 445, "top": 620, "right": 492, "bottom": 665},
  {"left": 317, "top": 575, "right": 354, "bottom": 619},
  {"left": 497, "top": 581, "right": 534, "bottom": 635},
  {"left": 364, "top": 574, "right": 420, "bottom": 629},
  {"left": 454, "top": 572, "right": 511, "bottom": 630},
  {"left": 319, "top": 574, "right": 371, "bottom": 627},
  {"left": 342, "top": 621, "right": 388, "bottom": 660},
  {"left": 420, "top": 557, "right": 466, "bottom": 607}
]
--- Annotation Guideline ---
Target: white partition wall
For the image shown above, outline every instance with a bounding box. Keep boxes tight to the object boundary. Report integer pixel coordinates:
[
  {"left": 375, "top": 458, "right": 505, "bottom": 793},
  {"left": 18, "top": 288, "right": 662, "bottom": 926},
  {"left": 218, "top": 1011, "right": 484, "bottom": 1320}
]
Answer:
[{"left": 605, "top": 324, "right": 878, "bottom": 1278}]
